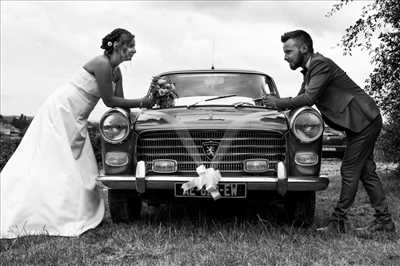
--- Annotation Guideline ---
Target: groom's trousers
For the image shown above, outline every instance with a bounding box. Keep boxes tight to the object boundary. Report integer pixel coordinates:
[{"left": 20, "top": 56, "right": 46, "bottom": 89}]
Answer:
[{"left": 331, "top": 114, "right": 391, "bottom": 222}]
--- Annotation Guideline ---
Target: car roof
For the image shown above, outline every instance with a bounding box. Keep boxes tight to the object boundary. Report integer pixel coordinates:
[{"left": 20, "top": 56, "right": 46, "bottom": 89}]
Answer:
[{"left": 157, "top": 69, "right": 273, "bottom": 79}]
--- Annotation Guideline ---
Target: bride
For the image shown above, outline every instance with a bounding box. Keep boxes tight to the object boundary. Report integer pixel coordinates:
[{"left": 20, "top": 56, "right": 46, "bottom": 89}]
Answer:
[{"left": 0, "top": 28, "right": 153, "bottom": 238}]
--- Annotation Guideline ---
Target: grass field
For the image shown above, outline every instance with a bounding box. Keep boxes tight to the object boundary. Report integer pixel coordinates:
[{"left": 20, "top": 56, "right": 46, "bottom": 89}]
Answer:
[{"left": 1, "top": 159, "right": 399, "bottom": 265}]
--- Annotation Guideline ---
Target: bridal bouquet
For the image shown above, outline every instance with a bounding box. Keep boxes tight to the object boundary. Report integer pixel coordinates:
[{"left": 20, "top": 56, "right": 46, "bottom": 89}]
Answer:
[{"left": 149, "top": 76, "right": 178, "bottom": 108}]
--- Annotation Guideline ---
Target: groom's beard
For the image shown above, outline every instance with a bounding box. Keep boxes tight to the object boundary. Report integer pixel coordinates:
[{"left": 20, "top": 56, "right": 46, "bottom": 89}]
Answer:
[{"left": 289, "top": 52, "right": 305, "bottom": 70}]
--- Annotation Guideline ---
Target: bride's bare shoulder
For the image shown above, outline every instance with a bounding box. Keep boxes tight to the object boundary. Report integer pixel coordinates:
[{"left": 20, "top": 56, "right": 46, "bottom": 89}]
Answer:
[{"left": 83, "top": 55, "right": 111, "bottom": 74}]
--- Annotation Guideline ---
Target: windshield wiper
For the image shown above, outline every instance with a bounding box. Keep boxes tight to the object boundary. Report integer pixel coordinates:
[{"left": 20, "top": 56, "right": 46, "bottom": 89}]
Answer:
[
  {"left": 234, "top": 102, "right": 256, "bottom": 108},
  {"left": 187, "top": 94, "right": 237, "bottom": 109}
]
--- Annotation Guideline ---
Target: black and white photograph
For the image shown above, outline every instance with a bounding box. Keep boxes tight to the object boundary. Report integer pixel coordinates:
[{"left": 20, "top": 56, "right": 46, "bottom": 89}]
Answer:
[{"left": 1, "top": 0, "right": 399, "bottom": 265}]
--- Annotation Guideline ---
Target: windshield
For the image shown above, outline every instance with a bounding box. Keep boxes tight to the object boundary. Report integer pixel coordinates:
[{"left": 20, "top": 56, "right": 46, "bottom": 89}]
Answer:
[{"left": 161, "top": 73, "right": 272, "bottom": 99}]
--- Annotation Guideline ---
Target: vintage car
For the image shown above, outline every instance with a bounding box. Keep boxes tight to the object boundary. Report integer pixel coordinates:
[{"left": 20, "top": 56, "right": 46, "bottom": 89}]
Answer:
[
  {"left": 97, "top": 69, "right": 329, "bottom": 227},
  {"left": 322, "top": 125, "right": 346, "bottom": 159}
]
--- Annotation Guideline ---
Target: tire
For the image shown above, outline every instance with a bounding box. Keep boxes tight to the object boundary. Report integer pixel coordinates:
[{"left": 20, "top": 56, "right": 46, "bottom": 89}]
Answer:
[
  {"left": 284, "top": 191, "right": 316, "bottom": 227},
  {"left": 108, "top": 189, "right": 142, "bottom": 223}
]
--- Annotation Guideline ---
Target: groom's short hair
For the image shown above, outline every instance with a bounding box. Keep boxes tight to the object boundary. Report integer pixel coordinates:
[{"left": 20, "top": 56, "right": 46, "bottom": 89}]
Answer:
[{"left": 281, "top": 30, "right": 314, "bottom": 53}]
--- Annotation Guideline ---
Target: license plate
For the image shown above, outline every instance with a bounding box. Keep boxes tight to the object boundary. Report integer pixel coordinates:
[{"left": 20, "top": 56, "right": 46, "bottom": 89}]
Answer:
[
  {"left": 323, "top": 147, "right": 336, "bottom": 151},
  {"left": 174, "top": 183, "right": 247, "bottom": 198}
]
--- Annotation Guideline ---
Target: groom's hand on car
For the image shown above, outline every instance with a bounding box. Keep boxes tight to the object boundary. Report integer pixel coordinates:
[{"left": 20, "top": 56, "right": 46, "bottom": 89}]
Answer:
[
  {"left": 255, "top": 95, "right": 279, "bottom": 109},
  {"left": 261, "top": 95, "right": 279, "bottom": 109}
]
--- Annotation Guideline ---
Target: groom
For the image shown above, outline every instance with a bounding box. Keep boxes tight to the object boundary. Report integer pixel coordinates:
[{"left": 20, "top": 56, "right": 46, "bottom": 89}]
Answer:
[{"left": 262, "top": 29, "right": 395, "bottom": 234}]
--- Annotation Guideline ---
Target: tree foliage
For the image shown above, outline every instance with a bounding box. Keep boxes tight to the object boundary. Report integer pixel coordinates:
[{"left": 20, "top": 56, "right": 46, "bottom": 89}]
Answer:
[
  {"left": 11, "top": 114, "right": 32, "bottom": 135},
  {"left": 329, "top": 0, "right": 400, "bottom": 163}
]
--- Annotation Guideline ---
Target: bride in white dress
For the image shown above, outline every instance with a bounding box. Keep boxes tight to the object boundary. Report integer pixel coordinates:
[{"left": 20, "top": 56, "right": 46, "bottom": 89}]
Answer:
[{"left": 0, "top": 28, "right": 153, "bottom": 238}]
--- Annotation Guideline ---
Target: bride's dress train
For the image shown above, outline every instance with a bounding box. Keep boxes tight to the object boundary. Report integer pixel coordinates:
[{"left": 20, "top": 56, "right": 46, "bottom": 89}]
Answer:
[{"left": 1, "top": 68, "right": 105, "bottom": 238}]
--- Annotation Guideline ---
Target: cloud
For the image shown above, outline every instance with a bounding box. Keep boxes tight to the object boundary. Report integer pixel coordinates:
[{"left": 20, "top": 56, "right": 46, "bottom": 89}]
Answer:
[
  {"left": 147, "top": 1, "right": 369, "bottom": 35},
  {"left": 1, "top": 1, "right": 373, "bottom": 121}
]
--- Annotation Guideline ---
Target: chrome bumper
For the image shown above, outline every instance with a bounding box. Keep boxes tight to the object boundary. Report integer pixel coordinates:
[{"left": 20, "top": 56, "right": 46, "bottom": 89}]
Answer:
[
  {"left": 97, "top": 175, "right": 329, "bottom": 192},
  {"left": 97, "top": 162, "right": 329, "bottom": 195}
]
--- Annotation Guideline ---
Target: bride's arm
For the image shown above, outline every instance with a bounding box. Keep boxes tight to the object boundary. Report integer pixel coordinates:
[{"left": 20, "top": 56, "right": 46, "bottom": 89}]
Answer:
[
  {"left": 113, "top": 67, "right": 124, "bottom": 98},
  {"left": 94, "top": 59, "right": 151, "bottom": 108}
]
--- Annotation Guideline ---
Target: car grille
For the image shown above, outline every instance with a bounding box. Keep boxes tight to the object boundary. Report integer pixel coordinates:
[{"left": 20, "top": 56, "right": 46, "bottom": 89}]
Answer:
[{"left": 137, "top": 130, "right": 286, "bottom": 176}]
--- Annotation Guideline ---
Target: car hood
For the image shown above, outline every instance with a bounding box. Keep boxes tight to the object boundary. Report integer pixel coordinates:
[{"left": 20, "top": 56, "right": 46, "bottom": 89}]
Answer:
[{"left": 133, "top": 107, "right": 288, "bottom": 133}]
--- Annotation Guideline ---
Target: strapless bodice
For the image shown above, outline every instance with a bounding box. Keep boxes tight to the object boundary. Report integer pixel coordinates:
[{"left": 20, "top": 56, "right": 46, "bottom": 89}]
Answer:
[{"left": 70, "top": 68, "right": 101, "bottom": 98}]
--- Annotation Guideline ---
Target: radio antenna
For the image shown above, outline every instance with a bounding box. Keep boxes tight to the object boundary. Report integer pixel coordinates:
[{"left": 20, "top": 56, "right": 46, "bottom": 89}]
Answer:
[{"left": 211, "top": 39, "right": 215, "bottom": 70}]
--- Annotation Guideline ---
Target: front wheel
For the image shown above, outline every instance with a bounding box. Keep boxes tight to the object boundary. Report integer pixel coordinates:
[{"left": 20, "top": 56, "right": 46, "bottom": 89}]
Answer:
[
  {"left": 108, "top": 189, "right": 142, "bottom": 223},
  {"left": 284, "top": 191, "right": 316, "bottom": 227}
]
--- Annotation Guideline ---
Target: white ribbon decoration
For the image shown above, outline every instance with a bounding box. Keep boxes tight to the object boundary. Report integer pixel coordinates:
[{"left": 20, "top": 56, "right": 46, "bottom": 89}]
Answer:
[{"left": 181, "top": 165, "right": 222, "bottom": 200}]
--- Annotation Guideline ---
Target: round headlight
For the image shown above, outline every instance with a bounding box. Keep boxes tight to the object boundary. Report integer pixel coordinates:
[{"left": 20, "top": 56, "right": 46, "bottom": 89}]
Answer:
[
  {"left": 100, "top": 108, "right": 130, "bottom": 143},
  {"left": 290, "top": 108, "right": 323, "bottom": 143}
]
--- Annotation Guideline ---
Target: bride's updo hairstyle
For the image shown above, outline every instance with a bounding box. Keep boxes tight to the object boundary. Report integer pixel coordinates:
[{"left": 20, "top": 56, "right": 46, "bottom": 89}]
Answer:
[{"left": 101, "top": 28, "right": 135, "bottom": 55}]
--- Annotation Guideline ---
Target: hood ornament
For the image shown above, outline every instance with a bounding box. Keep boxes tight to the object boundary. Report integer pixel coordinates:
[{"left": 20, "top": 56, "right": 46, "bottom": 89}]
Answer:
[{"left": 202, "top": 140, "right": 219, "bottom": 160}]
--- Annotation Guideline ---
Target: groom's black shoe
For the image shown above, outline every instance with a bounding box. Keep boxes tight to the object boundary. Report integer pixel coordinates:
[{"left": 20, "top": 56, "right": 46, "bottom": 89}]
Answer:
[{"left": 354, "top": 218, "right": 395, "bottom": 234}]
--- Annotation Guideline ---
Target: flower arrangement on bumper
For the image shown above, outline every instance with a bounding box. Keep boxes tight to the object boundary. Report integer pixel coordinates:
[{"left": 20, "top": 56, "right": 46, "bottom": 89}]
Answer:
[{"left": 149, "top": 76, "right": 178, "bottom": 108}]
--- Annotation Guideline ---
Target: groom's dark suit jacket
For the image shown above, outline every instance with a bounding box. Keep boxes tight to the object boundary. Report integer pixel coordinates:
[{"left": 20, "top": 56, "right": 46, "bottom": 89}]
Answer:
[{"left": 276, "top": 53, "right": 380, "bottom": 133}]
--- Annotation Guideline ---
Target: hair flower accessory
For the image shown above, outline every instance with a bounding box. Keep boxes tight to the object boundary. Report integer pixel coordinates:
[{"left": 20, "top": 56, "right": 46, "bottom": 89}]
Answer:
[
  {"left": 149, "top": 76, "right": 178, "bottom": 108},
  {"left": 107, "top": 41, "right": 113, "bottom": 47}
]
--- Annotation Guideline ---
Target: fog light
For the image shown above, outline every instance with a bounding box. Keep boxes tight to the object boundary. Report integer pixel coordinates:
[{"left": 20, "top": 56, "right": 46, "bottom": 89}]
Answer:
[
  {"left": 105, "top": 152, "right": 129, "bottom": 166},
  {"left": 295, "top": 152, "right": 318, "bottom": 166},
  {"left": 244, "top": 159, "right": 269, "bottom": 173},
  {"left": 152, "top": 159, "right": 177, "bottom": 173}
]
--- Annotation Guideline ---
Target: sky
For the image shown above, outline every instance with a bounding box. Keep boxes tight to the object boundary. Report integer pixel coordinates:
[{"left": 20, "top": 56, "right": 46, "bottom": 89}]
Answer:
[{"left": 1, "top": 0, "right": 374, "bottom": 121}]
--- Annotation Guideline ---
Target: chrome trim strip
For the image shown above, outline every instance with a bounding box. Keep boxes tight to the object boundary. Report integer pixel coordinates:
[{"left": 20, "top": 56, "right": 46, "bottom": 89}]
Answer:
[{"left": 97, "top": 175, "right": 327, "bottom": 183}]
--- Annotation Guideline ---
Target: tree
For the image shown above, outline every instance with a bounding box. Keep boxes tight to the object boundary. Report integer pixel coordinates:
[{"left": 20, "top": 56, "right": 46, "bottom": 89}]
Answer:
[
  {"left": 329, "top": 0, "right": 400, "bottom": 164},
  {"left": 11, "top": 114, "right": 31, "bottom": 135}
]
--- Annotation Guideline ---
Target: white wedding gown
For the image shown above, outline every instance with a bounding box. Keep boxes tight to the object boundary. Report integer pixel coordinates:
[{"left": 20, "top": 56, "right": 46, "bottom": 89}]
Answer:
[{"left": 1, "top": 68, "right": 105, "bottom": 238}]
